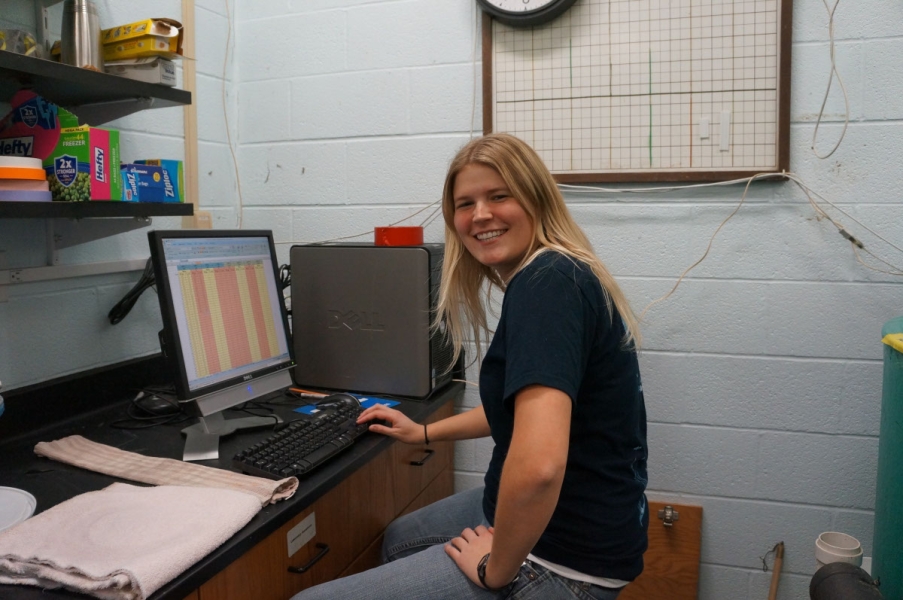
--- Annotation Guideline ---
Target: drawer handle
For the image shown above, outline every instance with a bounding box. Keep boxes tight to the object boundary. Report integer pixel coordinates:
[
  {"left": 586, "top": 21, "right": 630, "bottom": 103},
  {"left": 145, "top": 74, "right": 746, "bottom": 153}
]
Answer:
[
  {"left": 287, "top": 543, "right": 330, "bottom": 574},
  {"left": 410, "top": 448, "right": 435, "bottom": 466}
]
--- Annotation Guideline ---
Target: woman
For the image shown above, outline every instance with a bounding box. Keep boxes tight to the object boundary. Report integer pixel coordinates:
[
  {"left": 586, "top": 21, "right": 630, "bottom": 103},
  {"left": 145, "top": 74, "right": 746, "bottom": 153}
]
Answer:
[{"left": 293, "top": 133, "right": 648, "bottom": 599}]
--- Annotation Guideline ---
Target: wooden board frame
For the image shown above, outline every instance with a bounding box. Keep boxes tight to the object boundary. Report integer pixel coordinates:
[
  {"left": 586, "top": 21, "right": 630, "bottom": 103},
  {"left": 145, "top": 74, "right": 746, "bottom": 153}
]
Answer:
[{"left": 482, "top": 1, "right": 793, "bottom": 183}]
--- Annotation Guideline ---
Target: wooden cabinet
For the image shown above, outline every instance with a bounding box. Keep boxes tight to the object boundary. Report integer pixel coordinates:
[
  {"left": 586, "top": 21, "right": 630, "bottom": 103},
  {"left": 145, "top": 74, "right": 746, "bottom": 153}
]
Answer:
[
  {"left": 389, "top": 402, "right": 454, "bottom": 515},
  {"left": 195, "top": 400, "right": 455, "bottom": 600},
  {"left": 619, "top": 501, "right": 702, "bottom": 600}
]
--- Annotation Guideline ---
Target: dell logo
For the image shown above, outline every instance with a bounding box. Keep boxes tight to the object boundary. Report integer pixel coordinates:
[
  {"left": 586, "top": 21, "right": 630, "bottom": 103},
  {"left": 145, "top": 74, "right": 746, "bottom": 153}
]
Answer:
[
  {"left": 327, "top": 310, "right": 385, "bottom": 332},
  {"left": 243, "top": 374, "right": 252, "bottom": 381}
]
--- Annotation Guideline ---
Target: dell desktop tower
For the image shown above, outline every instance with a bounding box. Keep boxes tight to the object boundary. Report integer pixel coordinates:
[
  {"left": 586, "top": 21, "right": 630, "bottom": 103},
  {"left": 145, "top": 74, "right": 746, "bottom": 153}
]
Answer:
[{"left": 289, "top": 244, "right": 455, "bottom": 399}]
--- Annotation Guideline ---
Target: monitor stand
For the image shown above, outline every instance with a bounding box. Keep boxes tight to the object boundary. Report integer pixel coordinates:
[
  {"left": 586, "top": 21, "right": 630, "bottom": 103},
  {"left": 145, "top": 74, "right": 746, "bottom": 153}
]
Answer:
[{"left": 182, "top": 411, "right": 283, "bottom": 462}]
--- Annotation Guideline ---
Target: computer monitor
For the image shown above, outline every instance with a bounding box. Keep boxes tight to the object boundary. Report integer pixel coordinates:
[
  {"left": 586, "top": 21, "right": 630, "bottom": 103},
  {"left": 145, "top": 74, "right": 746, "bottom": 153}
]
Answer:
[{"left": 148, "top": 229, "right": 294, "bottom": 461}]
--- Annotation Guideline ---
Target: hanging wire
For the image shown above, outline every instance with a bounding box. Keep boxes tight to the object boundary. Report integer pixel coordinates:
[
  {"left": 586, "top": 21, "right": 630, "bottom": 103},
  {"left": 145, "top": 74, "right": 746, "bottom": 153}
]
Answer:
[{"left": 810, "top": 0, "right": 850, "bottom": 159}]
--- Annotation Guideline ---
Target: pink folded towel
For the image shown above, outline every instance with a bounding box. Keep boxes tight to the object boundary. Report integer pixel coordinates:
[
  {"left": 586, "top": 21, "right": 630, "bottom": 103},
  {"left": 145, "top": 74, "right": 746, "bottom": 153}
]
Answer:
[
  {"left": 35, "top": 435, "right": 297, "bottom": 506},
  {"left": 0, "top": 483, "right": 261, "bottom": 600}
]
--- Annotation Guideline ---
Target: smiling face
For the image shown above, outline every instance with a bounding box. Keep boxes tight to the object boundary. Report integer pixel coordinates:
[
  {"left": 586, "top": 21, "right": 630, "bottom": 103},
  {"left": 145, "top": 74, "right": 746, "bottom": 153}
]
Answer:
[{"left": 452, "top": 163, "right": 535, "bottom": 280}]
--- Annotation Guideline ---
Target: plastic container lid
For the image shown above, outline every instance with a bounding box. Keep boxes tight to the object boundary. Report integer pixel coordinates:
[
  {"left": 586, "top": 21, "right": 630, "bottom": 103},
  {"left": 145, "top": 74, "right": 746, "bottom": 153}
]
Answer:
[
  {"left": 0, "top": 487, "right": 37, "bottom": 533},
  {"left": 882, "top": 316, "right": 903, "bottom": 355},
  {"left": 0, "top": 166, "right": 47, "bottom": 181},
  {"left": 374, "top": 226, "right": 424, "bottom": 246},
  {"left": 0, "top": 190, "right": 52, "bottom": 202},
  {"left": 0, "top": 156, "right": 42, "bottom": 169}
]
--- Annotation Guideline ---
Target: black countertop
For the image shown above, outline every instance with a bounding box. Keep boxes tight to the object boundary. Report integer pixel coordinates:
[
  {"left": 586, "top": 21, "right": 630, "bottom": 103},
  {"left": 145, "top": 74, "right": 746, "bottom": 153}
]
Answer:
[{"left": 0, "top": 355, "right": 462, "bottom": 600}]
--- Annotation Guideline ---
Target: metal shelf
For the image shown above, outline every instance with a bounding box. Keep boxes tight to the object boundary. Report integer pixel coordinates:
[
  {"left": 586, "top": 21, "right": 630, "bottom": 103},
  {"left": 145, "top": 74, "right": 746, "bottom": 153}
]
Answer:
[
  {"left": 0, "top": 50, "right": 191, "bottom": 124},
  {"left": 0, "top": 201, "right": 193, "bottom": 219}
]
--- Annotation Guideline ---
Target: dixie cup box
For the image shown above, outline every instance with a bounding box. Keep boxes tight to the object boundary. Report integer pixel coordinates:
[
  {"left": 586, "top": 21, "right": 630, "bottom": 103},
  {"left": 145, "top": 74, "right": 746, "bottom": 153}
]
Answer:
[{"left": 121, "top": 159, "right": 183, "bottom": 203}]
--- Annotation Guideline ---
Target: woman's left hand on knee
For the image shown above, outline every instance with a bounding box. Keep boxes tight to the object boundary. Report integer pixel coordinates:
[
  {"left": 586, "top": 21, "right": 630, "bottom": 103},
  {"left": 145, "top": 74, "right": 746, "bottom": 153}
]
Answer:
[{"left": 444, "top": 525, "right": 494, "bottom": 587}]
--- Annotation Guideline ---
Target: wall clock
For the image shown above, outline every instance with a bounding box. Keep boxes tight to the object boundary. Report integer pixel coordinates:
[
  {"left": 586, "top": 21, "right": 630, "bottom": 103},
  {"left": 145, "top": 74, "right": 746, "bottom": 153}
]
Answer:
[{"left": 476, "top": 0, "right": 579, "bottom": 27}]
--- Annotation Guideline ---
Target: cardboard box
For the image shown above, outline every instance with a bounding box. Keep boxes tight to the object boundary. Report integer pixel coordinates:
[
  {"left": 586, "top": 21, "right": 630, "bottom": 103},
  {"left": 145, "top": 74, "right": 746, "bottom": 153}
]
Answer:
[
  {"left": 0, "top": 90, "right": 62, "bottom": 159},
  {"left": 101, "top": 18, "right": 183, "bottom": 61},
  {"left": 122, "top": 159, "right": 183, "bottom": 203},
  {"left": 0, "top": 91, "right": 120, "bottom": 202},
  {"left": 105, "top": 57, "right": 176, "bottom": 86},
  {"left": 46, "top": 125, "right": 121, "bottom": 202},
  {"left": 135, "top": 159, "right": 184, "bottom": 202}
]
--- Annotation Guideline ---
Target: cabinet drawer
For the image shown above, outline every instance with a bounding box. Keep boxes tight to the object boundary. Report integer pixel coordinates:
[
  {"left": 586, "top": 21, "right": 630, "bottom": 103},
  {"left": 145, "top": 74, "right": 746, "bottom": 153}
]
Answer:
[
  {"left": 199, "top": 447, "right": 395, "bottom": 600},
  {"left": 297, "top": 448, "right": 396, "bottom": 587},
  {"left": 198, "top": 514, "right": 310, "bottom": 600},
  {"left": 391, "top": 400, "right": 454, "bottom": 515},
  {"left": 340, "top": 465, "right": 455, "bottom": 579}
]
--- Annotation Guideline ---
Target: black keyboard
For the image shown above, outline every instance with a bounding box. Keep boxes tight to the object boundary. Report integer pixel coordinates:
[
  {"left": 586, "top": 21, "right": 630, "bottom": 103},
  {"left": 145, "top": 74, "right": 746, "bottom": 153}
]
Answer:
[{"left": 232, "top": 394, "right": 368, "bottom": 480}]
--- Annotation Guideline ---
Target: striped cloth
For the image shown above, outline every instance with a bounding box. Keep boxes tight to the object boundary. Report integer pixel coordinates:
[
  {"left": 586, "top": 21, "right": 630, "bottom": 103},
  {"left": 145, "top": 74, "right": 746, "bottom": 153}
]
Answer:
[
  {"left": 0, "top": 483, "right": 262, "bottom": 600},
  {"left": 34, "top": 435, "right": 297, "bottom": 506}
]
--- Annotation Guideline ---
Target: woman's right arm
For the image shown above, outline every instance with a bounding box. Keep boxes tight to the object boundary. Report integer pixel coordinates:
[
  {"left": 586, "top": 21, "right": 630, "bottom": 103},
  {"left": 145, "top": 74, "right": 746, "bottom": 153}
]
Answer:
[{"left": 357, "top": 404, "right": 490, "bottom": 445}]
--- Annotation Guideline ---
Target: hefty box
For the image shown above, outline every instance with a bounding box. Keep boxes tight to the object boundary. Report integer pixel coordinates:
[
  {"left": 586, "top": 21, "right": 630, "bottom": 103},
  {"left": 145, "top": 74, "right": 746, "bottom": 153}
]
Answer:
[
  {"left": 121, "top": 160, "right": 183, "bottom": 203},
  {"left": 101, "top": 19, "right": 183, "bottom": 61},
  {"left": 0, "top": 90, "right": 62, "bottom": 159},
  {"left": 0, "top": 91, "right": 121, "bottom": 201},
  {"left": 46, "top": 125, "right": 121, "bottom": 202}
]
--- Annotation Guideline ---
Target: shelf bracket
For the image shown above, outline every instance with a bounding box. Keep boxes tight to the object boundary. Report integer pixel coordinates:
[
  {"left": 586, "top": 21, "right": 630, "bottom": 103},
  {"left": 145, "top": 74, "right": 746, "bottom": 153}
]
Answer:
[
  {"left": 45, "top": 216, "right": 152, "bottom": 266},
  {"left": 70, "top": 98, "right": 158, "bottom": 126}
]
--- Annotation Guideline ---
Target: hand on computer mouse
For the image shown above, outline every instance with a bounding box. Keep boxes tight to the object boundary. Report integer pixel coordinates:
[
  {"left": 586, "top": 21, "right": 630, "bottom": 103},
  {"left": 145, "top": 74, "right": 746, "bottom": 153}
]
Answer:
[{"left": 357, "top": 405, "right": 423, "bottom": 444}]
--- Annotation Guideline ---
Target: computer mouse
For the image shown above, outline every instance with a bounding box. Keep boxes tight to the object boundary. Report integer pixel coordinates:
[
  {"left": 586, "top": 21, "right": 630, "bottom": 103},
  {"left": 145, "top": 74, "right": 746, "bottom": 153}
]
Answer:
[
  {"left": 134, "top": 392, "right": 181, "bottom": 416},
  {"left": 320, "top": 393, "right": 361, "bottom": 407}
]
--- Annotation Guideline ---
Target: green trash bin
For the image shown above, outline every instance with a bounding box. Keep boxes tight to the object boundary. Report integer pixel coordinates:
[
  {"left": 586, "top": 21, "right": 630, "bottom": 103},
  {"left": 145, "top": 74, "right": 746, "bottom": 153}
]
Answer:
[{"left": 873, "top": 316, "right": 903, "bottom": 597}]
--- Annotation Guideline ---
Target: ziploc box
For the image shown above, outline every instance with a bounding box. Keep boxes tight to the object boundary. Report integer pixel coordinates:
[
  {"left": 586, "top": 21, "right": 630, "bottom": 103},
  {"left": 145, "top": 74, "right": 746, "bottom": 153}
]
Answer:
[
  {"left": 121, "top": 160, "right": 183, "bottom": 203},
  {"left": 134, "top": 159, "right": 183, "bottom": 202},
  {"left": 46, "top": 123, "right": 121, "bottom": 202}
]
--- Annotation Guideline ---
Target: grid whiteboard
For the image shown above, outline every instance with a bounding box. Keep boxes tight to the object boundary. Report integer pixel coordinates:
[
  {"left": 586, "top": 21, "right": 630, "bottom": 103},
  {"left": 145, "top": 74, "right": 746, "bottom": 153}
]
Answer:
[{"left": 482, "top": 0, "right": 792, "bottom": 182}]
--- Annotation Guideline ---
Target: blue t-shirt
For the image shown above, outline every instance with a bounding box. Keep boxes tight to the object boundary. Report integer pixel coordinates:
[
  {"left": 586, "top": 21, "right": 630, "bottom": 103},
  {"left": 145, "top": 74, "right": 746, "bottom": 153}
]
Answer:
[{"left": 480, "top": 250, "right": 649, "bottom": 581}]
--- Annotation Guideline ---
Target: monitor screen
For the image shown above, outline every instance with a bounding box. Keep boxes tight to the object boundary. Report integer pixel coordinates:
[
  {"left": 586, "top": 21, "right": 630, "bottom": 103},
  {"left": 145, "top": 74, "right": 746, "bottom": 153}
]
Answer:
[{"left": 148, "top": 230, "right": 294, "bottom": 417}]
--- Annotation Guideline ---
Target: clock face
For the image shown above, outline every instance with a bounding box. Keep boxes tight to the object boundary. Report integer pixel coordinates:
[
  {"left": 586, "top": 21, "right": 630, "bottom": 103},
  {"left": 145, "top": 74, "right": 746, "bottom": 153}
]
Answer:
[
  {"left": 485, "top": 0, "right": 560, "bottom": 11},
  {"left": 477, "top": 0, "right": 578, "bottom": 27}
]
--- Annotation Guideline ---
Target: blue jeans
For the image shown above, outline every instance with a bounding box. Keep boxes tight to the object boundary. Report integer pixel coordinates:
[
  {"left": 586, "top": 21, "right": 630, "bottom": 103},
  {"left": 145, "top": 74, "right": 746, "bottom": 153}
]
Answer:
[{"left": 291, "top": 486, "right": 622, "bottom": 600}]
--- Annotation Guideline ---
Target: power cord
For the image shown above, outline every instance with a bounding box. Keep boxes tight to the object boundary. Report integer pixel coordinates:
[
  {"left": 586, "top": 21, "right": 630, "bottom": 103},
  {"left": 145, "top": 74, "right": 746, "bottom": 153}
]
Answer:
[
  {"left": 108, "top": 258, "right": 156, "bottom": 325},
  {"left": 278, "top": 264, "right": 291, "bottom": 290},
  {"left": 110, "top": 388, "right": 191, "bottom": 430}
]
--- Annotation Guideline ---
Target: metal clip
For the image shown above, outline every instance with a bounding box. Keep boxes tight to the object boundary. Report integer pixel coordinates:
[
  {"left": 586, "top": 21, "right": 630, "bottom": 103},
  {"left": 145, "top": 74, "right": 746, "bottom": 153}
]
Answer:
[{"left": 658, "top": 505, "right": 679, "bottom": 527}]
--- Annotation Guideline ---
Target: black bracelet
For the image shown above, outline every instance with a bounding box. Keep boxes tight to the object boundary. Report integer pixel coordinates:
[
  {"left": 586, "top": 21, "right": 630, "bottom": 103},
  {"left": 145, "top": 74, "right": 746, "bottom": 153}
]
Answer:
[
  {"left": 423, "top": 423, "right": 430, "bottom": 445},
  {"left": 477, "top": 552, "right": 511, "bottom": 592}
]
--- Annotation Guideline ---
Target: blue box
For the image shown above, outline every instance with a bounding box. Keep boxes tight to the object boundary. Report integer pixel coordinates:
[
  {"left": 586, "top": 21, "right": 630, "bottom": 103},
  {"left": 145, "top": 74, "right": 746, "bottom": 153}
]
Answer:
[
  {"left": 120, "top": 164, "right": 167, "bottom": 202},
  {"left": 121, "top": 160, "right": 183, "bottom": 203},
  {"left": 134, "top": 159, "right": 183, "bottom": 203}
]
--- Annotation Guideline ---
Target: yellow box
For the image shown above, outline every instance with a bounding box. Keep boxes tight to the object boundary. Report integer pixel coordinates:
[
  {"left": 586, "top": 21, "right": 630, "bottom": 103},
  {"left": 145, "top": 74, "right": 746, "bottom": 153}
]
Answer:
[{"left": 101, "top": 18, "right": 183, "bottom": 61}]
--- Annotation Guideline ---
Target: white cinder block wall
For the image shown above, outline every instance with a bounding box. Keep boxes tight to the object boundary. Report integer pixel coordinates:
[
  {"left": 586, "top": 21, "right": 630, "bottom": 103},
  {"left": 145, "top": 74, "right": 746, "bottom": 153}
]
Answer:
[
  {"left": 1, "top": 0, "right": 901, "bottom": 598},
  {"left": 0, "top": 0, "right": 237, "bottom": 386},
  {"left": 233, "top": 1, "right": 902, "bottom": 599}
]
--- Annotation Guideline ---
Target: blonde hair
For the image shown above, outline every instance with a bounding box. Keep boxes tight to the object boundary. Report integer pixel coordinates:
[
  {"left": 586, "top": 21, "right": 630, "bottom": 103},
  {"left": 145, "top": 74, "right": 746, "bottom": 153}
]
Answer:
[{"left": 435, "top": 133, "right": 641, "bottom": 368}]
